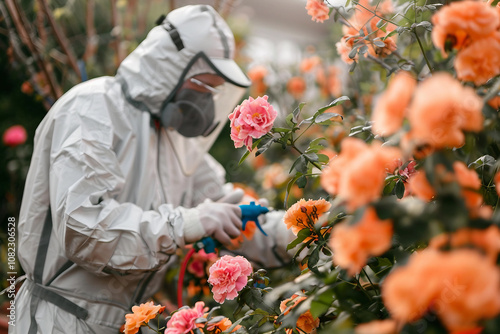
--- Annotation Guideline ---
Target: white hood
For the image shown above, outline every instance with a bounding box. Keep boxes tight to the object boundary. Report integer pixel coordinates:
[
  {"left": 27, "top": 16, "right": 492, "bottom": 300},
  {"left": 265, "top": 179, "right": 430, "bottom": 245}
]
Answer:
[{"left": 116, "top": 4, "right": 250, "bottom": 114}]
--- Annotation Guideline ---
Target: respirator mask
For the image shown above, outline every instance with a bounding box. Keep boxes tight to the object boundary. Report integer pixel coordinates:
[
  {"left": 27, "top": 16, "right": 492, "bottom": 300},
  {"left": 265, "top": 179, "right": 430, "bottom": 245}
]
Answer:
[{"left": 161, "top": 84, "right": 217, "bottom": 138}]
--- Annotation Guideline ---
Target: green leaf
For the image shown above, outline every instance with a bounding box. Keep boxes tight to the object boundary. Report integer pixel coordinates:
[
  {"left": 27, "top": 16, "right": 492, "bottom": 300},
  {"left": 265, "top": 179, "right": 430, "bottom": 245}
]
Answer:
[
  {"left": 383, "top": 176, "right": 397, "bottom": 195},
  {"left": 296, "top": 175, "right": 307, "bottom": 189},
  {"left": 238, "top": 150, "right": 251, "bottom": 166},
  {"left": 296, "top": 156, "right": 308, "bottom": 174},
  {"left": 469, "top": 155, "right": 496, "bottom": 168},
  {"left": 319, "top": 96, "right": 350, "bottom": 113},
  {"left": 373, "top": 40, "right": 386, "bottom": 47},
  {"left": 241, "top": 288, "right": 275, "bottom": 314},
  {"left": 306, "top": 144, "right": 325, "bottom": 153},
  {"left": 292, "top": 102, "right": 307, "bottom": 122},
  {"left": 310, "top": 289, "right": 335, "bottom": 318},
  {"left": 285, "top": 113, "right": 296, "bottom": 127},
  {"left": 307, "top": 246, "right": 321, "bottom": 275},
  {"left": 289, "top": 155, "right": 308, "bottom": 174},
  {"left": 315, "top": 112, "right": 343, "bottom": 123},
  {"left": 309, "top": 137, "right": 327, "bottom": 146},
  {"left": 304, "top": 153, "right": 319, "bottom": 162},
  {"left": 395, "top": 180, "right": 405, "bottom": 199},
  {"left": 287, "top": 228, "right": 312, "bottom": 250},
  {"left": 272, "top": 127, "right": 291, "bottom": 133},
  {"left": 284, "top": 174, "right": 302, "bottom": 208},
  {"left": 293, "top": 241, "right": 311, "bottom": 260},
  {"left": 415, "top": 21, "right": 432, "bottom": 31},
  {"left": 317, "top": 153, "right": 330, "bottom": 164},
  {"left": 348, "top": 47, "right": 358, "bottom": 59},
  {"left": 349, "top": 61, "right": 357, "bottom": 72},
  {"left": 255, "top": 138, "right": 275, "bottom": 157},
  {"left": 382, "top": 29, "right": 399, "bottom": 40},
  {"left": 238, "top": 138, "right": 263, "bottom": 165}
]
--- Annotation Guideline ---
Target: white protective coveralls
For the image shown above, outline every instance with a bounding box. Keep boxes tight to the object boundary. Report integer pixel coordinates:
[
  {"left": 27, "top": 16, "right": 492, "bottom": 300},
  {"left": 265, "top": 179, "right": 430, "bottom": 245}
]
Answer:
[{"left": 11, "top": 5, "right": 292, "bottom": 334}]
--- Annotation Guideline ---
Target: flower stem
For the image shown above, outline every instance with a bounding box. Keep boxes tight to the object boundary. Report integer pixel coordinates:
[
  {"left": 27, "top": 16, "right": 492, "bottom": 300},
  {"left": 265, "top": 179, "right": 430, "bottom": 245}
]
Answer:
[
  {"left": 413, "top": 29, "right": 433, "bottom": 73},
  {"left": 361, "top": 268, "right": 379, "bottom": 295},
  {"left": 352, "top": 1, "right": 400, "bottom": 26},
  {"left": 366, "top": 54, "right": 393, "bottom": 72}
]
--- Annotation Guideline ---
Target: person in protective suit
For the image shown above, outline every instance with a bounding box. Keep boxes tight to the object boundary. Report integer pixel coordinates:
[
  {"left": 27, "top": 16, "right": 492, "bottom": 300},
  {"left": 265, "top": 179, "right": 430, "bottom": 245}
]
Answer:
[{"left": 11, "top": 5, "right": 292, "bottom": 334}]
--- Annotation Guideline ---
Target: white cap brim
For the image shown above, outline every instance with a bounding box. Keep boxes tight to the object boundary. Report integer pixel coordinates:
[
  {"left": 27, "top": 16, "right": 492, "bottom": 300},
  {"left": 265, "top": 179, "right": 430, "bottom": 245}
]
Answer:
[{"left": 210, "top": 57, "right": 251, "bottom": 88}]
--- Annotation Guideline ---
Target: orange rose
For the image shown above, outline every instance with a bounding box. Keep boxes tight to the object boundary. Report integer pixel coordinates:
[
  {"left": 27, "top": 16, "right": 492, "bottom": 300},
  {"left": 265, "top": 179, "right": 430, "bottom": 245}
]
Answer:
[
  {"left": 300, "top": 56, "right": 322, "bottom": 73},
  {"left": 355, "top": 319, "right": 398, "bottom": 334},
  {"left": 283, "top": 198, "right": 331, "bottom": 237},
  {"left": 372, "top": 71, "right": 417, "bottom": 136},
  {"left": 431, "top": 0, "right": 500, "bottom": 56},
  {"left": 488, "top": 95, "right": 500, "bottom": 110},
  {"left": 336, "top": 37, "right": 357, "bottom": 64},
  {"left": 206, "top": 316, "right": 241, "bottom": 333},
  {"left": 406, "top": 170, "right": 435, "bottom": 201},
  {"left": 338, "top": 0, "right": 397, "bottom": 61},
  {"left": 453, "top": 161, "right": 484, "bottom": 213},
  {"left": 383, "top": 249, "right": 500, "bottom": 332},
  {"left": 247, "top": 65, "right": 268, "bottom": 82},
  {"left": 316, "top": 66, "right": 342, "bottom": 97},
  {"left": 429, "top": 225, "right": 500, "bottom": 263},
  {"left": 262, "top": 163, "right": 289, "bottom": 190},
  {"left": 321, "top": 138, "right": 401, "bottom": 211},
  {"left": 280, "top": 294, "right": 320, "bottom": 334},
  {"left": 320, "top": 137, "right": 368, "bottom": 196},
  {"left": 407, "top": 73, "right": 483, "bottom": 149},
  {"left": 330, "top": 207, "right": 393, "bottom": 275},
  {"left": 454, "top": 32, "right": 500, "bottom": 86},
  {"left": 305, "top": 0, "right": 330, "bottom": 23},
  {"left": 247, "top": 65, "right": 268, "bottom": 97},
  {"left": 123, "top": 301, "right": 165, "bottom": 334},
  {"left": 287, "top": 76, "right": 307, "bottom": 100}
]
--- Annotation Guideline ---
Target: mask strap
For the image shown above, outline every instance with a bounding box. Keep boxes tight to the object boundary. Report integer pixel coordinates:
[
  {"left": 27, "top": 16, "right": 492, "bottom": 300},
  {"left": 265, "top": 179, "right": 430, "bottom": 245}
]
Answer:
[{"left": 162, "top": 20, "right": 185, "bottom": 51}]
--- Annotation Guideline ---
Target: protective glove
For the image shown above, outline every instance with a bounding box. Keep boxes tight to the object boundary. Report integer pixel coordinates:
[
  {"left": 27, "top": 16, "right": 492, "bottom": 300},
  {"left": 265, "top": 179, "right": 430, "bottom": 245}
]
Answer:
[
  {"left": 216, "top": 187, "right": 245, "bottom": 204},
  {"left": 182, "top": 202, "right": 242, "bottom": 245}
]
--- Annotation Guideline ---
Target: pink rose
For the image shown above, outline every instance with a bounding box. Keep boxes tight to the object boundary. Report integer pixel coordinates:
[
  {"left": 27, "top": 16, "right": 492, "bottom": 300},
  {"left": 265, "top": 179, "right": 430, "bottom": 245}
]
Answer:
[
  {"left": 187, "top": 249, "right": 218, "bottom": 278},
  {"left": 228, "top": 95, "right": 277, "bottom": 151},
  {"left": 165, "top": 302, "right": 207, "bottom": 334},
  {"left": 3, "top": 125, "right": 27, "bottom": 147},
  {"left": 208, "top": 255, "right": 253, "bottom": 304},
  {"left": 305, "top": 0, "right": 330, "bottom": 23}
]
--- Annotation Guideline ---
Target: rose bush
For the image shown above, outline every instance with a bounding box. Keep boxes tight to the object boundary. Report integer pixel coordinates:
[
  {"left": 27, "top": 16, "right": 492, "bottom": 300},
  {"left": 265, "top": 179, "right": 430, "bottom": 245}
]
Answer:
[{"left": 123, "top": 1, "right": 500, "bottom": 333}]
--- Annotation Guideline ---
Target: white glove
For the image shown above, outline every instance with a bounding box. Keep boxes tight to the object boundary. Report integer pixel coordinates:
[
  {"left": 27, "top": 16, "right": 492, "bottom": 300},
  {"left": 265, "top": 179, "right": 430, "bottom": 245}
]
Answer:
[
  {"left": 182, "top": 202, "right": 242, "bottom": 245},
  {"left": 216, "top": 187, "right": 245, "bottom": 204}
]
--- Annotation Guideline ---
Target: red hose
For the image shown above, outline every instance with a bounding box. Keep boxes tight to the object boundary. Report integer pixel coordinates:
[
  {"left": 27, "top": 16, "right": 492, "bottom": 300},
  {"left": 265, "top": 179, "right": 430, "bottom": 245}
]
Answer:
[{"left": 177, "top": 247, "right": 196, "bottom": 308}]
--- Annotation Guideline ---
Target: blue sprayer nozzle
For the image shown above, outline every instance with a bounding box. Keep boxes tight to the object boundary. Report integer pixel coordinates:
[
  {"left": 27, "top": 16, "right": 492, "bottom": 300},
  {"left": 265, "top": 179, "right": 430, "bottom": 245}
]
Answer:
[
  {"left": 194, "top": 236, "right": 219, "bottom": 254},
  {"left": 193, "top": 202, "right": 269, "bottom": 254},
  {"left": 239, "top": 201, "right": 269, "bottom": 236}
]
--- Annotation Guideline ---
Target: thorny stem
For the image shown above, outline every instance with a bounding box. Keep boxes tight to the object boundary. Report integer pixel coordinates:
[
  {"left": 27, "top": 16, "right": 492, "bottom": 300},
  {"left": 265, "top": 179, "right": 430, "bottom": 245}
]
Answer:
[{"left": 413, "top": 29, "right": 434, "bottom": 73}]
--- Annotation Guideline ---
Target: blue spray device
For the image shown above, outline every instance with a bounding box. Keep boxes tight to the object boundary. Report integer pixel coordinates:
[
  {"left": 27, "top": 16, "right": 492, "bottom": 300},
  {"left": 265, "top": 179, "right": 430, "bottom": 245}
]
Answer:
[
  {"left": 194, "top": 201, "right": 269, "bottom": 253},
  {"left": 180, "top": 201, "right": 269, "bottom": 307}
]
